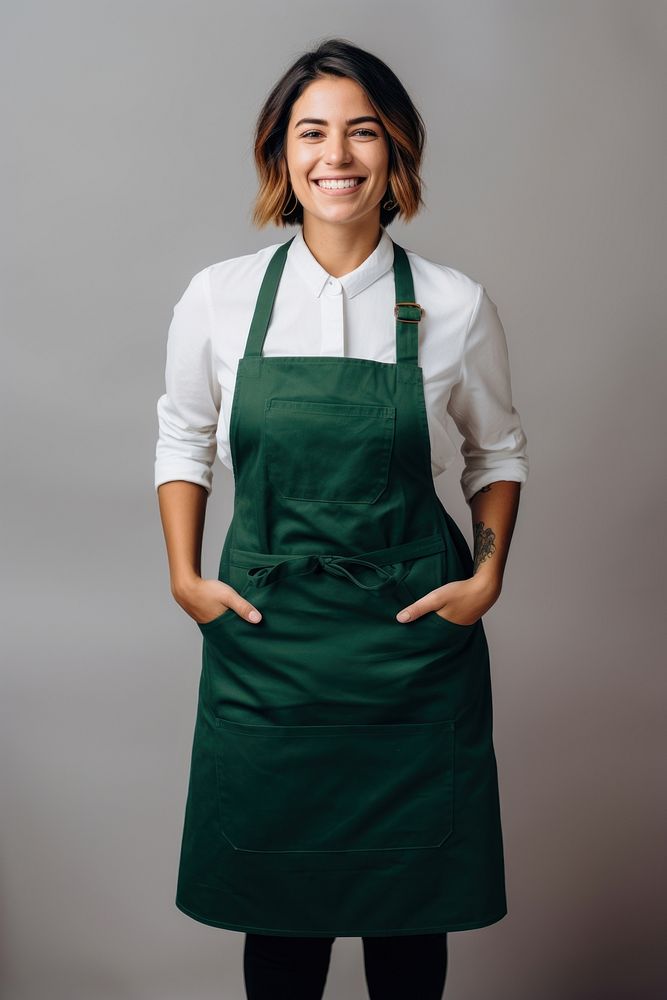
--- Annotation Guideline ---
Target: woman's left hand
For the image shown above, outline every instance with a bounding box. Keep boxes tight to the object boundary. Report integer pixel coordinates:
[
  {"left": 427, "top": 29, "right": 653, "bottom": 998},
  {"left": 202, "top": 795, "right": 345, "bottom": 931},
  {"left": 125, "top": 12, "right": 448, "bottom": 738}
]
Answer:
[{"left": 396, "top": 576, "right": 501, "bottom": 626}]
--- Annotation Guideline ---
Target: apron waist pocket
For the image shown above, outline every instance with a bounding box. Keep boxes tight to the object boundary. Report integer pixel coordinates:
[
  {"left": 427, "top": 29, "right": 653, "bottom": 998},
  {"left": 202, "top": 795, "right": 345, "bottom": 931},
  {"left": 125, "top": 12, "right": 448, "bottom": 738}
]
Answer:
[{"left": 214, "top": 715, "right": 456, "bottom": 853}]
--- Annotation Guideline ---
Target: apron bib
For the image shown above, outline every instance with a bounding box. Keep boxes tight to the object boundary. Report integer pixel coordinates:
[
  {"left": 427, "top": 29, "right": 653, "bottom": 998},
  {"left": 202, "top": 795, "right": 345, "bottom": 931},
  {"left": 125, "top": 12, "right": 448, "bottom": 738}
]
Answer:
[{"left": 175, "top": 236, "right": 507, "bottom": 936}]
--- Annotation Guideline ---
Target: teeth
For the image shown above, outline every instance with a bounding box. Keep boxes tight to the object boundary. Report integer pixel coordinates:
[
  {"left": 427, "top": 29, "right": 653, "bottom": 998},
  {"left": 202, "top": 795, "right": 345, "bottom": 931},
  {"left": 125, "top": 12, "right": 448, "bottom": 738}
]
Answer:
[{"left": 315, "top": 178, "right": 363, "bottom": 189}]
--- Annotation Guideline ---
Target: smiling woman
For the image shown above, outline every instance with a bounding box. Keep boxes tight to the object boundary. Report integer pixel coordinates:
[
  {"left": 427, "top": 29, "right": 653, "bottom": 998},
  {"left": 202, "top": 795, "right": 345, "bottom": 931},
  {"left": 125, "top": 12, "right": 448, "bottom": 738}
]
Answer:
[
  {"left": 156, "top": 34, "right": 528, "bottom": 1000},
  {"left": 251, "top": 44, "right": 425, "bottom": 233}
]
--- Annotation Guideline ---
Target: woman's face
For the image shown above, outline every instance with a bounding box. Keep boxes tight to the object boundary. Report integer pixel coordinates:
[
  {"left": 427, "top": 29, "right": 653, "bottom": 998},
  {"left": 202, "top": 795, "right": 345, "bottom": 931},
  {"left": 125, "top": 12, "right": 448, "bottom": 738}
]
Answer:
[{"left": 284, "top": 75, "right": 390, "bottom": 229}]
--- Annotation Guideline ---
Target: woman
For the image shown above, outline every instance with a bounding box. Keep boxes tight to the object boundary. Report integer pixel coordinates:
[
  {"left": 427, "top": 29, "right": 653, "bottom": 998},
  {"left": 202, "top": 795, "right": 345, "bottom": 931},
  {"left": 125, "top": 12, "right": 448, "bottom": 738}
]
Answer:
[{"left": 155, "top": 38, "right": 529, "bottom": 1000}]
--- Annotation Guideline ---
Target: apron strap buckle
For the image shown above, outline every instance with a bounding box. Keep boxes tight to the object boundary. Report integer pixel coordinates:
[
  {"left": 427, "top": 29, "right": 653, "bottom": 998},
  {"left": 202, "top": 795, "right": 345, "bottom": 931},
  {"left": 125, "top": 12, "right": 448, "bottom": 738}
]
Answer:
[{"left": 394, "top": 302, "right": 424, "bottom": 324}]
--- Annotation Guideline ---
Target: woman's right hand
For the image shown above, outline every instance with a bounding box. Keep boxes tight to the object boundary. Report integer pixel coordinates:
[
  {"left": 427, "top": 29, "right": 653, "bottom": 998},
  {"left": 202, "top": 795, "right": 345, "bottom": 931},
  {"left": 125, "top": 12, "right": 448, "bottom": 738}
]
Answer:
[{"left": 174, "top": 576, "right": 263, "bottom": 625}]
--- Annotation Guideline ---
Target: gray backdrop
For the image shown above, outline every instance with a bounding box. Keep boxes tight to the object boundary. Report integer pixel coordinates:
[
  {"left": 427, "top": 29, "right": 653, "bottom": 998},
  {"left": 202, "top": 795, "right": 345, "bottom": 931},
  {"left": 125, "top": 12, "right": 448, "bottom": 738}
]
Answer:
[{"left": 2, "top": 2, "right": 665, "bottom": 998}]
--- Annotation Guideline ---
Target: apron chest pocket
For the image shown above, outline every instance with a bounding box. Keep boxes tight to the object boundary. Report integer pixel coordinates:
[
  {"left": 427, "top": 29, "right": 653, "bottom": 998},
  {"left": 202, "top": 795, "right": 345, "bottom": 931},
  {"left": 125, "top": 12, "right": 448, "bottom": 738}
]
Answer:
[
  {"left": 214, "top": 716, "right": 455, "bottom": 853},
  {"left": 264, "top": 398, "right": 396, "bottom": 504}
]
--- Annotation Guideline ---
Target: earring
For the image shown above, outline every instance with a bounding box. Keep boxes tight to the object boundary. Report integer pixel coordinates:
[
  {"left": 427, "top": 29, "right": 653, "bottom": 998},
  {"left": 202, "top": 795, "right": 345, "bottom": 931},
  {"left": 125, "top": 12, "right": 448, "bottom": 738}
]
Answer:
[
  {"left": 383, "top": 188, "right": 398, "bottom": 211},
  {"left": 281, "top": 188, "right": 299, "bottom": 216}
]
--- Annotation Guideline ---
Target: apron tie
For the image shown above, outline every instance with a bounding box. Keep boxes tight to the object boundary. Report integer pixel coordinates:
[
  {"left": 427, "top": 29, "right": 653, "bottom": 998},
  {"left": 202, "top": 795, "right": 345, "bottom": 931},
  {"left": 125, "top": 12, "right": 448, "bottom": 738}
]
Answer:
[
  {"left": 246, "top": 553, "right": 401, "bottom": 592},
  {"left": 317, "top": 554, "right": 399, "bottom": 591},
  {"left": 232, "top": 532, "right": 448, "bottom": 594}
]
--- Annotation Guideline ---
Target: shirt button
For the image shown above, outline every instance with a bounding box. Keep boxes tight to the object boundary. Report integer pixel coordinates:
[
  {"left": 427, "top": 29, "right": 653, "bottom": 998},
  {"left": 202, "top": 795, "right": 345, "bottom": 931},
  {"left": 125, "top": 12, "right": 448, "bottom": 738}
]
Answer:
[{"left": 327, "top": 278, "right": 342, "bottom": 295}]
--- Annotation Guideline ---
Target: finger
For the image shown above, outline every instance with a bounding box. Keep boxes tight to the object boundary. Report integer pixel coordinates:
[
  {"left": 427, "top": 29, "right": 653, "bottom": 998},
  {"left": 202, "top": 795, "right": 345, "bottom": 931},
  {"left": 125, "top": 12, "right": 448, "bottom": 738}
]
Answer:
[
  {"left": 213, "top": 582, "right": 260, "bottom": 624},
  {"left": 396, "top": 597, "right": 437, "bottom": 623},
  {"left": 233, "top": 597, "right": 262, "bottom": 625},
  {"left": 229, "top": 593, "right": 262, "bottom": 624}
]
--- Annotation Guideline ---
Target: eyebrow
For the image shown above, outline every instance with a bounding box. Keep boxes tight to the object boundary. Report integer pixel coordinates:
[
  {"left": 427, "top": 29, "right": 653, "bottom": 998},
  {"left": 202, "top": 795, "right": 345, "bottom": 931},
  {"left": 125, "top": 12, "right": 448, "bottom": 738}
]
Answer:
[{"left": 293, "top": 116, "right": 383, "bottom": 129}]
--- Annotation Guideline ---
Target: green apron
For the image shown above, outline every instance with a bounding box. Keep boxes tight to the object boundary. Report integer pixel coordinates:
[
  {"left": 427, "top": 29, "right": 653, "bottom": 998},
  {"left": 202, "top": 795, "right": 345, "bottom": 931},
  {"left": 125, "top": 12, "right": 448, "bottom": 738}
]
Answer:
[{"left": 175, "top": 235, "right": 507, "bottom": 937}]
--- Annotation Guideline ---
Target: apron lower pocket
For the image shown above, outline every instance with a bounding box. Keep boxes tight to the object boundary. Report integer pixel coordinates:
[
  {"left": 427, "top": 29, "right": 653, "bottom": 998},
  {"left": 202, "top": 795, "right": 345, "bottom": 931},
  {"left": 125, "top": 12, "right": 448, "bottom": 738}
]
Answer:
[{"left": 214, "top": 716, "right": 455, "bottom": 853}]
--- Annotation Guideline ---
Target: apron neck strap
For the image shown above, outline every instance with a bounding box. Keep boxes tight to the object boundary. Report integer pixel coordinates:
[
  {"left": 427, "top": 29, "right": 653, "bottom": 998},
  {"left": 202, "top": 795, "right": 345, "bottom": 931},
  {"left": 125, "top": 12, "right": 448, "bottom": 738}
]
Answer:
[
  {"left": 245, "top": 236, "right": 295, "bottom": 358},
  {"left": 392, "top": 242, "right": 422, "bottom": 366},
  {"left": 244, "top": 233, "right": 422, "bottom": 366}
]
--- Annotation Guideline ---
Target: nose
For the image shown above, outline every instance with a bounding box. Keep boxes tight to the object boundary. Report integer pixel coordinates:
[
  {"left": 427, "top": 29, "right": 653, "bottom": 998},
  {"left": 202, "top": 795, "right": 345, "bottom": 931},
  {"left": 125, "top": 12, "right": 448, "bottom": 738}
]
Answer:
[{"left": 323, "top": 132, "right": 353, "bottom": 165}]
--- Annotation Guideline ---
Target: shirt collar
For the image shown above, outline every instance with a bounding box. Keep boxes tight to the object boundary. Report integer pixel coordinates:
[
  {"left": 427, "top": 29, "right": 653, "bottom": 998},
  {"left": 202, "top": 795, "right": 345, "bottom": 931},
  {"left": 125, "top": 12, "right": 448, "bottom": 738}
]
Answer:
[{"left": 287, "top": 225, "right": 395, "bottom": 299}]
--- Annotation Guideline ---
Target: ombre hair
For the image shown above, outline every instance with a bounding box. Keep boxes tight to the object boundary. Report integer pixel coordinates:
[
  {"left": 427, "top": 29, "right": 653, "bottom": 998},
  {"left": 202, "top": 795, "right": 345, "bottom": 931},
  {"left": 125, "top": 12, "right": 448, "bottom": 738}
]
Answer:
[{"left": 251, "top": 38, "right": 427, "bottom": 229}]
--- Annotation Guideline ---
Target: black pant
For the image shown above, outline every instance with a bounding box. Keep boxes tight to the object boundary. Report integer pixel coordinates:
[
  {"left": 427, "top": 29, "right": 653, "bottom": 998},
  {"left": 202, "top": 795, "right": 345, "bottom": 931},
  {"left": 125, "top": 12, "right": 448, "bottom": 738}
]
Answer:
[{"left": 243, "top": 931, "right": 448, "bottom": 1000}]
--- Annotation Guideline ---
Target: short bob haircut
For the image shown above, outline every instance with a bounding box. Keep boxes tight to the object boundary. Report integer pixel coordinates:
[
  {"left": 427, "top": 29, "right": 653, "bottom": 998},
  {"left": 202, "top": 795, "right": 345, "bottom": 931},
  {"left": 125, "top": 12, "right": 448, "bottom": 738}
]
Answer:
[{"left": 251, "top": 38, "right": 426, "bottom": 229}]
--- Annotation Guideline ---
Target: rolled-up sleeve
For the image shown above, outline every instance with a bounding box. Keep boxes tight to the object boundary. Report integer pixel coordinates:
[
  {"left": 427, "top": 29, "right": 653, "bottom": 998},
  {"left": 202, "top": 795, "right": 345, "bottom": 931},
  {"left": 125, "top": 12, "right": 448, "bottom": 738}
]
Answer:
[
  {"left": 154, "top": 267, "right": 221, "bottom": 496},
  {"left": 447, "top": 283, "right": 529, "bottom": 504}
]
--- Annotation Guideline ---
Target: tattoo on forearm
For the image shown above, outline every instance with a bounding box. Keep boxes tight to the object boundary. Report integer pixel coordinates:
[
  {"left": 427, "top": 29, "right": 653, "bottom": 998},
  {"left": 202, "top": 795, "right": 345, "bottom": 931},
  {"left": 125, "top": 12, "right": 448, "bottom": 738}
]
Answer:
[{"left": 473, "top": 520, "right": 496, "bottom": 572}]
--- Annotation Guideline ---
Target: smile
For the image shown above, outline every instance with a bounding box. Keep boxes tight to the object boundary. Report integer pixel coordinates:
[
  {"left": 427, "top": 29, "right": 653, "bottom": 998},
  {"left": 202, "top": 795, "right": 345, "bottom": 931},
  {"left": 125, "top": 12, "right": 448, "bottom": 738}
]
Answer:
[{"left": 312, "top": 177, "right": 366, "bottom": 193}]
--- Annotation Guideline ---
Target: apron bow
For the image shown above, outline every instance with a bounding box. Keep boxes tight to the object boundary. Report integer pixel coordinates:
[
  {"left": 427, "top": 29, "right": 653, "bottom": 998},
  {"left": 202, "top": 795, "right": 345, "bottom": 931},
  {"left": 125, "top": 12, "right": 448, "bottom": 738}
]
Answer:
[
  {"left": 232, "top": 532, "right": 447, "bottom": 595},
  {"left": 246, "top": 553, "right": 402, "bottom": 592}
]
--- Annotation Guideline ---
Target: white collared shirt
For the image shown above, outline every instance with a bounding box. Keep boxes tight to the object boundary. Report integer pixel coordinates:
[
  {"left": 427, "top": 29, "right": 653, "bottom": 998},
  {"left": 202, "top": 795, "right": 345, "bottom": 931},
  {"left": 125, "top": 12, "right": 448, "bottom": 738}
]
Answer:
[{"left": 154, "top": 226, "right": 529, "bottom": 503}]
